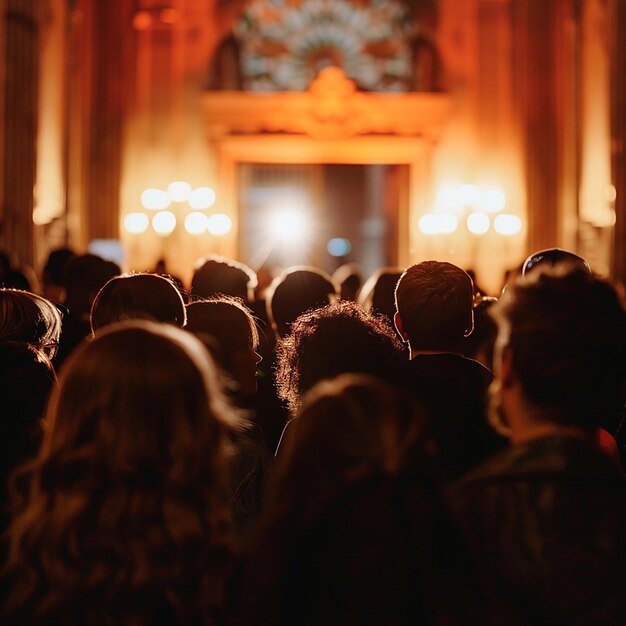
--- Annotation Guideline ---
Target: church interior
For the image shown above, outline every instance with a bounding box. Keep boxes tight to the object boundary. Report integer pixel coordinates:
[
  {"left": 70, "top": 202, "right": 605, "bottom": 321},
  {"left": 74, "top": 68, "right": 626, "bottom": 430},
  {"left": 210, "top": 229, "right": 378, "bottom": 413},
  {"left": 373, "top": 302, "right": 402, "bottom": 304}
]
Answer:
[{"left": 1, "top": 0, "right": 625, "bottom": 294}]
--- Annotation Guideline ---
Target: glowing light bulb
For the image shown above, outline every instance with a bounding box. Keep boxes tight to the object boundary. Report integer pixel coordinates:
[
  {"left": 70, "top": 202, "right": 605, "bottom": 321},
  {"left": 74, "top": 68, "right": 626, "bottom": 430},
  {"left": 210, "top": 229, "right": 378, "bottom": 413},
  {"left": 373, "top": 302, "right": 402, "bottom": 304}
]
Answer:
[
  {"left": 466, "top": 212, "right": 490, "bottom": 234},
  {"left": 188, "top": 187, "right": 216, "bottom": 209},
  {"left": 141, "top": 188, "right": 171, "bottom": 210},
  {"left": 418, "top": 213, "right": 458, "bottom": 235},
  {"left": 207, "top": 213, "right": 232, "bottom": 236},
  {"left": 184, "top": 212, "right": 209, "bottom": 235},
  {"left": 124, "top": 212, "right": 149, "bottom": 234},
  {"left": 494, "top": 214, "right": 522, "bottom": 235},
  {"left": 167, "top": 181, "right": 191, "bottom": 203},
  {"left": 152, "top": 211, "right": 176, "bottom": 236}
]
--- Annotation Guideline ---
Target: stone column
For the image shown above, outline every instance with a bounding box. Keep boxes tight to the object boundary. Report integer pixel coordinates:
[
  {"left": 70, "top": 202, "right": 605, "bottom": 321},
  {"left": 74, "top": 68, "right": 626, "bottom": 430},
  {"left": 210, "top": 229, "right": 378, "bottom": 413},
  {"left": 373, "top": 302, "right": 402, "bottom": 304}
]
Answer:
[
  {"left": 512, "top": 0, "right": 562, "bottom": 253},
  {"left": 0, "top": 0, "right": 40, "bottom": 267},
  {"left": 79, "top": 0, "right": 133, "bottom": 244},
  {"left": 610, "top": 0, "right": 626, "bottom": 285}
]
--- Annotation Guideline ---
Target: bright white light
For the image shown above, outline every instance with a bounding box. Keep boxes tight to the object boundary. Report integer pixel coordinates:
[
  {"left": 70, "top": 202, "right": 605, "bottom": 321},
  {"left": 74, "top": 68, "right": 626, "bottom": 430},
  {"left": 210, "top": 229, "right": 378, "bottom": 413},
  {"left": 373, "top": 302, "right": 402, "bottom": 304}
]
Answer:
[
  {"left": 188, "top": 187, "right": 216, "bottom": 209},
  {"left": 124, "top": 212, "right": 149, "bottom": 234},
  {"left": 152, "top": 210, "right": 176, "bottom": 236},
  {"left": 167, "top": 181, "right": 191, "bottom": 203},
  {"left": 141, "top": 188, "right": 171, "bottom": 210},
  {"left": 436, "top": 186, "right": 462, "bottom": 210},
  {"left": 418, "top": 213, "right": 458, "bottom": 235},
  {"left": 270, "top": 210, "right": 308, "bottom": 242},
  {"left": 480, "top": 189, "right": 506, "bottom": 213},
  {"left": 460, "top": 184, "right": 479, "bottom": 206},
  {"left": 184, "top": 211, "right": 209, "bottom": 235},
  {"left": 494, "top": 214, "right": 522, "bottom": 235},
  {"left": 207, "top": 213, "right": 232, "bottom": 236},
  {"left": 466, "top": 212, "right": 490, "bottom": 235}
]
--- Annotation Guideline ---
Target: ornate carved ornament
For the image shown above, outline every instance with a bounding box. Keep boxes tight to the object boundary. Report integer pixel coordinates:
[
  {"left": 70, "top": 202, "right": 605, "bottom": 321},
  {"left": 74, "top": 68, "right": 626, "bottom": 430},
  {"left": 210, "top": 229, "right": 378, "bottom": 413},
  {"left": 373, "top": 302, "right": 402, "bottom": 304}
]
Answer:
[{"left": 203, "top": 67, "right": 450, "bottom": 141}]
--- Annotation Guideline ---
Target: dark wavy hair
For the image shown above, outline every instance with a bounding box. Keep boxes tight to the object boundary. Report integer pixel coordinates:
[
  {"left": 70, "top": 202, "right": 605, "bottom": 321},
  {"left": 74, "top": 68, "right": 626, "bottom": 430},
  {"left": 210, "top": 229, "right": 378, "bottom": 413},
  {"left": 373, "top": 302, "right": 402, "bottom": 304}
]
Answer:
[
  {"left": 3, "top": 321, "right": 238, "bottom": 625},
  {"left": 275, "top": 300, "right": 405, "bottom": 413}
]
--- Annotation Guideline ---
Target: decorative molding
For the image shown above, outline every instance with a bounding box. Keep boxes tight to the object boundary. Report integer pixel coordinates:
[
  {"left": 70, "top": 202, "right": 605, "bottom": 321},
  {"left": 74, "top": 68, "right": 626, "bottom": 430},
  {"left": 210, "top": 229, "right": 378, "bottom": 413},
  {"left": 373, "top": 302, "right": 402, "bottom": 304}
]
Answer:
[{"left": 203, "top": 67, "right": 450, "bottom": 141}]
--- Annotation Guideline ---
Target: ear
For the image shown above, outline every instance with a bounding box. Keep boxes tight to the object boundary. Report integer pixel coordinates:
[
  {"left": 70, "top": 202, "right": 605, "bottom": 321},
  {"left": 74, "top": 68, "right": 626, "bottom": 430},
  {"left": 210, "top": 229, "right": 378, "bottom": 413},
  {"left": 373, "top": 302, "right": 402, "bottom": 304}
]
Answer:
[
  {"left": 499, "top": 345, "right": 515, "bottom": 388},
  {"left": 463, "top": 309, "right": 475, "bottom": 337},
  {"left": 394, "top": 311, "right": 409, "bottom": 342}
]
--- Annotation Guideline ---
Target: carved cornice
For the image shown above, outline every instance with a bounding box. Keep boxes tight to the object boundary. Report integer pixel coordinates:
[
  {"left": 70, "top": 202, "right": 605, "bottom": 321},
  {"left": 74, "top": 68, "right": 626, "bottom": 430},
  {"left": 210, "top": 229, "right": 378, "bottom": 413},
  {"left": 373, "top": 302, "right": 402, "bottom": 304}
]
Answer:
[{"left": 203, "top": 67, "right": 450, "bottom": 141}]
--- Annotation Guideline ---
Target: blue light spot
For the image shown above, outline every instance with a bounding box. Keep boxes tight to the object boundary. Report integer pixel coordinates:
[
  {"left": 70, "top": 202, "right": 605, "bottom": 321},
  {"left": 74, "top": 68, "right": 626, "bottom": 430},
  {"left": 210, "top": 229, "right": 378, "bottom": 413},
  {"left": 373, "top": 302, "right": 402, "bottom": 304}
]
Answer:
[{"left": 327, "top": 238, "right": 351, "bottom": 257}]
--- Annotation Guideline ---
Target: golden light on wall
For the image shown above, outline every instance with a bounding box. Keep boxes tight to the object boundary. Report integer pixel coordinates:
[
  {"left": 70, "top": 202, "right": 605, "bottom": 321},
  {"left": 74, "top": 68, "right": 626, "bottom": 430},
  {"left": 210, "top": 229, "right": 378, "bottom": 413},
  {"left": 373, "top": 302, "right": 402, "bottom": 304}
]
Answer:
[{"left": 417, "top": 183, "right": 524, "bottom": 293}]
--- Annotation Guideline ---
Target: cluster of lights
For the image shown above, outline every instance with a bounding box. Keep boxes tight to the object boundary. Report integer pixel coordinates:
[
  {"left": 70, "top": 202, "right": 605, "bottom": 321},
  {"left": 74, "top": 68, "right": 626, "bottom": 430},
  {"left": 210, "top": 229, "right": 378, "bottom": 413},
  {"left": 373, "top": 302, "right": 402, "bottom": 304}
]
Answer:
[
  {"left": 124, "top": 182, "right": 232, "bottom": 237},
  {"left": 419, "top": 184, "right": 522, "bottom": 237}
]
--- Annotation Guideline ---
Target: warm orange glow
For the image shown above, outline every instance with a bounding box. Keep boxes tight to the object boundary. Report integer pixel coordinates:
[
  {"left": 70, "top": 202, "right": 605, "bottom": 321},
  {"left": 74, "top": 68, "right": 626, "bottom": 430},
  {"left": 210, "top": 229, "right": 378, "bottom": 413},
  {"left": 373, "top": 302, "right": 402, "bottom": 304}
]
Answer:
[{"left": 132, "top": 11, "right": 152, "bottom": 31}]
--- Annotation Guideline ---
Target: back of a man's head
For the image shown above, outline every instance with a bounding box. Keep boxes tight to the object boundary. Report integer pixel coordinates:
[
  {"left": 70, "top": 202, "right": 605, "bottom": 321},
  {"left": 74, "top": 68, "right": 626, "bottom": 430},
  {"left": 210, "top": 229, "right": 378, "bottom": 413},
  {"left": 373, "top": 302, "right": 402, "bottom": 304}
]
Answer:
[
  {"left": 266, "top": 266, "right": 337, "bottom": 339},
  {"left": 492, "top": 264, "right": 626, "bottom": 429},
  {"left": 191, "top": 254, "right": 257, "bottom": 303},
  {"left": 394, "top": 261, "right": 474, "bottom": 353}
]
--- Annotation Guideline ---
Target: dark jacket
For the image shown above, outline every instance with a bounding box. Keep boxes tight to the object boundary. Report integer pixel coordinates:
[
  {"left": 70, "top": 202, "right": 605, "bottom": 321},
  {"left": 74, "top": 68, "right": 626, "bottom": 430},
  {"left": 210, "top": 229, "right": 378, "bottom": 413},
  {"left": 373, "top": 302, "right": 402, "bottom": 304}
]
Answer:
[
  {"left": 404, "top": 353, "right": 505, "bottom": 480},
  {"left": 449, "top": 435, "right": 626, "bottom": 625}
]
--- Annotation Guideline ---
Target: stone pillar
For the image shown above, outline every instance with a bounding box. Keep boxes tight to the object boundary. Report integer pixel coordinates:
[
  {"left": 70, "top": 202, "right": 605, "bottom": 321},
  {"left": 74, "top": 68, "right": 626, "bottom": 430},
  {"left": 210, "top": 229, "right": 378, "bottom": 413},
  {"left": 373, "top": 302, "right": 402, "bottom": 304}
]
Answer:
[
  {"left": 512, "top": 0, "right": 562, "bottom": 253},
  {"left": 79, "top": 0, "right": 133, "bottom": 243},
  {"left": 610, "top": 0, "right": 626, "bottom": 285},
  {"left": 0, "top": 0, "right": 40, "bottom": 266}
]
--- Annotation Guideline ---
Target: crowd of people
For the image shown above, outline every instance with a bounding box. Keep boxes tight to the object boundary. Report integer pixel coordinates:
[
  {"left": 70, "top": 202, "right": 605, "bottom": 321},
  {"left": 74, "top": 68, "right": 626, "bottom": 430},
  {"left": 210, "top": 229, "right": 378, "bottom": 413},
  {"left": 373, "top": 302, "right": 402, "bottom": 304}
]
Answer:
[{"left": 0, "top": 245, "right": 625, "bottom": 625}]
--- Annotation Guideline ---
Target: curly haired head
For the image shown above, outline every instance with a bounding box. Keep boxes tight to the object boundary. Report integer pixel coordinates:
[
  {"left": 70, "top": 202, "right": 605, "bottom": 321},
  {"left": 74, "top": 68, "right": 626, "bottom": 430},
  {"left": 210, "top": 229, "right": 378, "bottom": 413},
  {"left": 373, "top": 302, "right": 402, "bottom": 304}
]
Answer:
[
  {"left": 4, "top": 321, "right": 238, "bottom": 625},
  {"left": 275, "top": 300, "right": 405, "bottom": 413}
]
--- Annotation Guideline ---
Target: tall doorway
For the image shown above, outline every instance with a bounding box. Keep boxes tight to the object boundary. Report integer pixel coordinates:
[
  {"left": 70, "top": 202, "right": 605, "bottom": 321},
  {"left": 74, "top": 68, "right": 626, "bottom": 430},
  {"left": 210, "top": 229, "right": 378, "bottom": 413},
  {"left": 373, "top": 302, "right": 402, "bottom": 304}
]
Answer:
[{"left": 238, "top": 163, "right": 408, "bottom": 278}]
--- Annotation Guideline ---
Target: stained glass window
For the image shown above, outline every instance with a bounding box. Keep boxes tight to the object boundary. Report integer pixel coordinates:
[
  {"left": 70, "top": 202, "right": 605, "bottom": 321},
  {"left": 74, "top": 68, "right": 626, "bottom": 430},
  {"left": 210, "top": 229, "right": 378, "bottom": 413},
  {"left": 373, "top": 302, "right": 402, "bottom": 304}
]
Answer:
[{"left": 236, "top": 0, "right": 416, "bottom": 92}]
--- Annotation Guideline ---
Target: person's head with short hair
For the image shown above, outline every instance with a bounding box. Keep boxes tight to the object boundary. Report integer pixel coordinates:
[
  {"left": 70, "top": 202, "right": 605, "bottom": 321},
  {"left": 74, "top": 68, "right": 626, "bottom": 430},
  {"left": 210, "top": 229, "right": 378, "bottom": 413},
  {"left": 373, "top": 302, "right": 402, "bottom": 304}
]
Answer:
[
  {"left": 63, "top": 253, "right": 121, "bottom": 313},
  {"left": 275, "top": 300, "right": 405, "bottom": 413},
  {"left": 191, "top": 254, "right": 257, "bottom": 303},
  {"left": 266, "top": 265, "right": 337, "bottom": 339},
  {"left": 42, "top": 248, "right": 76, "bottom": 302},
  {"left": 4, "top": 321, "right": 236, "bottom": 624},
  {"left": 332, "top": 264, "right": 362, "bottom": 302},
  {"left": 0, "top": 289, "right": 62, "bottom": 360},
  {"left": 90, "top": 273, "right": 186, "bottom": 334},
  {"left": 394, "top": 261, "right": 474, "bottom": 355},
  {"left": 359, "top": 267, "right": 404, "bottom": 326},
  {"left": 186, "top": 296, "right": 262, "bottom": 396},
  {"left": 522, "top": 247, "right": 591, "bottom": 277},
  {"left": 488, "top": 264, "right": 626, "bottom": 438}
]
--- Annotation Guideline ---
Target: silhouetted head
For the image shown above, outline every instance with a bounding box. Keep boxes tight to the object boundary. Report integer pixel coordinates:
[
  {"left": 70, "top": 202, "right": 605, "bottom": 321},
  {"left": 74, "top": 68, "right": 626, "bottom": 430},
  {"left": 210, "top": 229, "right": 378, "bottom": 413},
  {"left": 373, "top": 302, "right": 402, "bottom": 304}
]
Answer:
[
  {"left": 266, "top": 265, "right": 337, "bottom": 339},
  {"left": 522, "top": 248, "right": 591, "bottom": 277},
  {"left": 42, "top": 248, "right": 76, "bottom": 289},
  {"left": 275, "top": 300, "right": 405, "bottom": 413},
  {"left": 186, "top": 296, "right": 262, "bottom": 396},
  {"left": 394, "top": 261, "right": 474, "bottom": 353},
  {"left": 4, "top": 321, "right": 236, "bottom": 623},
  {"left": 63, "top": 253, "right": 121, "bottom": 313},
  {"left": 490, "top": 264, "right": 626, "bottom": 432},
  {"left": 332, "top": 264, "right": 363, "bottom": 301},
  {"left": 464, "top": 296, "right": 498, "bottom": 370},
  {"left": 90, "top": 273, "right": 186, "bottom": 334},
  {"left": 191, "top": 254, "right": 257, "bottom": 303},
  {"left": 0, "top": 289, "right": 62, "bottom": 359},
  {"left": 359, "top": 267, "right": 403, "bottom": 325}
]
